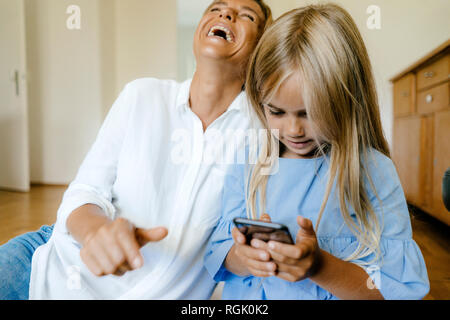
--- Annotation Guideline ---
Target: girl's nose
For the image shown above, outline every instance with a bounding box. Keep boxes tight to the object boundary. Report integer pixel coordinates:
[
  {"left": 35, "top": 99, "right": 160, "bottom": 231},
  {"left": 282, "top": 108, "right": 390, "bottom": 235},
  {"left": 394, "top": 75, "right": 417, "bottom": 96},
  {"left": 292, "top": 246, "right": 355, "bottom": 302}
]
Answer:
[{"left": 287, "top": 118, "right": 304, "bottom": 137}]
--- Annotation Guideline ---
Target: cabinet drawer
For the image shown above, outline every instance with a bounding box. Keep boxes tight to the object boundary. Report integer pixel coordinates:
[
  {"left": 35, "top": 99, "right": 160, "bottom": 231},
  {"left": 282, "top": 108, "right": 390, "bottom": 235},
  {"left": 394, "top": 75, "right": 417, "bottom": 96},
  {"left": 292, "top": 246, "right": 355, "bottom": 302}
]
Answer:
[
  {"left": 393, "top": 73, "right": 415, "bottom": 117},
  {"left": 416, "top": 54, "right": 449, "bottom": 90},
  {"left": 417, "top": 82, "right": 449, "bottom": 114}
]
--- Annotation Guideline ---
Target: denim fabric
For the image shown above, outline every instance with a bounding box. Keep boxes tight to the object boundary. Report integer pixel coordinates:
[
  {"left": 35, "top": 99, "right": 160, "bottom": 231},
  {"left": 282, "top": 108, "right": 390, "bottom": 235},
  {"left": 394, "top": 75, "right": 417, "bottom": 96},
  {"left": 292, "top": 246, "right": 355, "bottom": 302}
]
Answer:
[{"left": 0, "top": 225, "right": 54, "bottom": 300}]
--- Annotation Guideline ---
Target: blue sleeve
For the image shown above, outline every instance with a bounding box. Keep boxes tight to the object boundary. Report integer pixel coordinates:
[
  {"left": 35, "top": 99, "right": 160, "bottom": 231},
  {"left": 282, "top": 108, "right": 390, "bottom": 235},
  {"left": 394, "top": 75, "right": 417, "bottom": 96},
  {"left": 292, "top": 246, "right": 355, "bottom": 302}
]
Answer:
[
  {"left": 350, "top": 151, "right": 430, "bottom": 300},
  {"left": 204, "top": 164, "right": 247, "bottom": 282}
]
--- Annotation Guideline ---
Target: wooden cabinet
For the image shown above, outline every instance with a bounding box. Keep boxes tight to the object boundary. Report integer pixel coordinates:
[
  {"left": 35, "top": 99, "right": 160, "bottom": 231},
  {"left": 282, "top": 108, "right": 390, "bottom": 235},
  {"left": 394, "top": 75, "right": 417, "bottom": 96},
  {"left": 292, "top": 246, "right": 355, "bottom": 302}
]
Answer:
[
  {"left": 391, "top": 40, "right": 450, "bottom": 226},
  {"left": 417, "top": 82, "right": 449, "bottom": 114},
  {"left": 393, "top": 115, "right": 434, "bottom": 209},
  {"left": 393, "top": 73, "right": 416, "bottom": 117},
  {"left": 416, "top": 54, "right": 450, "bottom": 90},
  {"left": 393, "top": 116, "right": 422, "bottom": 206},
  {"left": 433, "top": 110, "right": 450, "bottom": 225}
]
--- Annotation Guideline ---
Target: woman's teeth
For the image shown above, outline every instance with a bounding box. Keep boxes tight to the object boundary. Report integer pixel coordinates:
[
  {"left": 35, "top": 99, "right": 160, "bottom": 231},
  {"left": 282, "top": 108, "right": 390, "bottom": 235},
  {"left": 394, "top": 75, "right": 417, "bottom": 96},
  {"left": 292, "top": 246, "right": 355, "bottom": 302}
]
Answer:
[{"left": 208, "top": 26, "right": 233, "bottom": 42}]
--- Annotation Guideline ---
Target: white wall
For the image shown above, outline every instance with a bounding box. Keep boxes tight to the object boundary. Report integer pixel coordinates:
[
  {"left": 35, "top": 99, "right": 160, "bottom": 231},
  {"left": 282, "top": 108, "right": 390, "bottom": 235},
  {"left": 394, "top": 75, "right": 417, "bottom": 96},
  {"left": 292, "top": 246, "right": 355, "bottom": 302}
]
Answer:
[
  {"left": 98, "top": 0, "right": 117, "bottom": 118},
  {"left": 265, "top": 0, "right": 297, "bottom": 19},
  {"left": 177, "top": 25, "right": 197, "bottom": 82},
  {"left": 25, "top": 0, "right": 105, "bottom": 184},
  {"left": 115, "top": 0, "right": 177, "bottom": 91},
  {"left": 25, "top": 0, "right": 177, "bottom": 185},
  {"left": 293, "top": 0, "right": 450, "bottom": 146},
  {"left": 24, "top": 0, "right": 450, "bottom": 184},
  {"left": 177, "top": 0, "right": 450, "bottom": 146}
]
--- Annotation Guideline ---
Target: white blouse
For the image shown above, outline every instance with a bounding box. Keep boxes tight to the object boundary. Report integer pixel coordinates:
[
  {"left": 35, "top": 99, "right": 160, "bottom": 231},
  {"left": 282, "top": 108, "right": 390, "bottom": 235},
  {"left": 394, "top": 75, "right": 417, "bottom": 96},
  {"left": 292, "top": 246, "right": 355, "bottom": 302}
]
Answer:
[{"left": 29, "top": 78, "right": 255, "bottom": 299}]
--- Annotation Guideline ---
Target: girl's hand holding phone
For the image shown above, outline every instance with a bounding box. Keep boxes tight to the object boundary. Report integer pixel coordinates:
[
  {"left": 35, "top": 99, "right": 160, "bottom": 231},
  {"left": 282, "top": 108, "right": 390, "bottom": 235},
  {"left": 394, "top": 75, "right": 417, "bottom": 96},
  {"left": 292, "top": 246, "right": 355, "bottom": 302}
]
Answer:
[
  {"left": 265, "top": 216, "right": 323, "bottom": 282},
  {"left": 229, "top": 214, "right": 278, "bottom": 278}
]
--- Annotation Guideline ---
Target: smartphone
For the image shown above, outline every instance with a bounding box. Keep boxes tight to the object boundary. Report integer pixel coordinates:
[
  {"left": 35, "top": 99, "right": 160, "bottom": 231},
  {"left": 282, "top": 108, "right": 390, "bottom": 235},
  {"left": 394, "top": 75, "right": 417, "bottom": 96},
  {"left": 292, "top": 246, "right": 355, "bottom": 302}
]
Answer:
[{"left": 233, "top": 217, "right": 294, "bottom": 245}]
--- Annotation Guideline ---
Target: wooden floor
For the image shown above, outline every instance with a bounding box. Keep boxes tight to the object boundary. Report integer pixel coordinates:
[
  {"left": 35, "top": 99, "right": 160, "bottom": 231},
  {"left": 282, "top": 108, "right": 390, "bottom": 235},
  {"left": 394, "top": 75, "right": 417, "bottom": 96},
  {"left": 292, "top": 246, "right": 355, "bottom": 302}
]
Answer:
[
  {"left": 0, "top": 185, "right": 64, "bottom": 244},
  {"left": 0, "top": 185, "right": 449, "bottom": 299},
  {"left": 408, "top": 206, "right": 450, "bottom": 300}
]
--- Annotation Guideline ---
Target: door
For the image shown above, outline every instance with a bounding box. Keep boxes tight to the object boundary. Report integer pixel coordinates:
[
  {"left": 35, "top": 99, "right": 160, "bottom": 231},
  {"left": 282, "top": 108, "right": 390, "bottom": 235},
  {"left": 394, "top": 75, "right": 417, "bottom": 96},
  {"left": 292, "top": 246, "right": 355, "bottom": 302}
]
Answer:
[{"left": 0, "top": 0, "right": 30, "bottom": 192}]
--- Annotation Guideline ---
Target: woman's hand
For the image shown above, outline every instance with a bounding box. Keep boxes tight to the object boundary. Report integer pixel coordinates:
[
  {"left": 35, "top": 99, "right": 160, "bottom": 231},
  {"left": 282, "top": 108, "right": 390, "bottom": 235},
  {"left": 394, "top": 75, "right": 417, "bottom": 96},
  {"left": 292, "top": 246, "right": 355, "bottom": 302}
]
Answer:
[
  {"left": 80, "top": 217, "right": 168, "bottom": 277},
  {"left": 266, "top": 216, "right": 322, "bottom": 282}
]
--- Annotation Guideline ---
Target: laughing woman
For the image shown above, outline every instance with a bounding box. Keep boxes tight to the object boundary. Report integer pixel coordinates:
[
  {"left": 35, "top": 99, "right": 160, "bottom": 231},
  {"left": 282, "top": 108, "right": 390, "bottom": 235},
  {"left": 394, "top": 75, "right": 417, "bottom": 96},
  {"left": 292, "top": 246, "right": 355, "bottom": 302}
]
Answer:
[
  {"left": 0, "top": 0, "right": 273, "bottom": 300},
  {"left": 204, "top": 4, "right": 430, "bottom": 300}
]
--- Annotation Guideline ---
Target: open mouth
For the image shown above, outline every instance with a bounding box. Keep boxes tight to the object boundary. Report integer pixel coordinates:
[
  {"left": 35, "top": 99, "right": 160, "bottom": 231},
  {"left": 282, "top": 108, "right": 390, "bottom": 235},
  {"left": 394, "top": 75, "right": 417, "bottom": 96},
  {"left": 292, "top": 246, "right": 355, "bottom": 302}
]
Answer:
[{"left": 208, "top": 25, "right": 234, "bottom": 42}]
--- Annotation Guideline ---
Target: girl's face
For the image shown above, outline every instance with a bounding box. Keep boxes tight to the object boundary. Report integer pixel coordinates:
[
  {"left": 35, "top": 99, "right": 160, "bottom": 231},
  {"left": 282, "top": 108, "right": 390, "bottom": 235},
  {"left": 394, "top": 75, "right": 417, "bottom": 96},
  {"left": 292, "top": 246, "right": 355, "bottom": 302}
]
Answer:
[{"left": 262, "top": 72, "right": 320, "bottom": 159}]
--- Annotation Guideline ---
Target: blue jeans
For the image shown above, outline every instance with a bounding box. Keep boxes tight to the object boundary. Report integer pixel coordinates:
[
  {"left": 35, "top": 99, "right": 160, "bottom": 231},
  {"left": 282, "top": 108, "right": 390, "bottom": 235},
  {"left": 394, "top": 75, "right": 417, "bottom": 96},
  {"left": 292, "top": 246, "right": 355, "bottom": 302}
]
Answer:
[{"left": 0, "top": 225, "right": 54, "bottom": 300}]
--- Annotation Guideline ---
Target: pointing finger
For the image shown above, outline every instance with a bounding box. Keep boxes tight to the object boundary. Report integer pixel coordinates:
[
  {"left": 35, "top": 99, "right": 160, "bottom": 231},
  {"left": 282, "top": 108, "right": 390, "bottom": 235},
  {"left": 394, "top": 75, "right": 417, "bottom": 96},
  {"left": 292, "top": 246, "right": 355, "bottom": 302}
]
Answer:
[{"left": 136, "top": 227, "right": 168, "bottom": 247}]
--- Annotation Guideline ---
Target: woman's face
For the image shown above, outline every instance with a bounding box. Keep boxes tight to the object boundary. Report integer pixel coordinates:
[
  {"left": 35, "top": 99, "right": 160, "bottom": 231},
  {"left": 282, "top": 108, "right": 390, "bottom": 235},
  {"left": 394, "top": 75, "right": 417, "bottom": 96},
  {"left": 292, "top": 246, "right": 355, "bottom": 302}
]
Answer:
[
  {"left": 193, "top": 0, "right": 265, "bottom": 67},
  {"left": 262, "top": 72, "right": 321, "bottom": 159}
]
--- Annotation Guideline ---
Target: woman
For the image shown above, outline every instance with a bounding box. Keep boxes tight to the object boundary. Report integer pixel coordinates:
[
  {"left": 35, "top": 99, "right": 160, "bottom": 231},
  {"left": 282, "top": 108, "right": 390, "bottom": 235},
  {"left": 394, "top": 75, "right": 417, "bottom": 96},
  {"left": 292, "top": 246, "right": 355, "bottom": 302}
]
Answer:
[{"left": 0, "top": 0, "right": 272, "bottom": 300}]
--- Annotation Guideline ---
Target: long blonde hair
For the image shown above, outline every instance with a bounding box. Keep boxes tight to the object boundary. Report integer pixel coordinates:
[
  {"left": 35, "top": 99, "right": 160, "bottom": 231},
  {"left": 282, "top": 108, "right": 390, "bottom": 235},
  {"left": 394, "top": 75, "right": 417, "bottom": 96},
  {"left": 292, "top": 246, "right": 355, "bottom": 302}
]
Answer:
[{"left": 245, "top": 4, "right": 390, "bottom": 264}]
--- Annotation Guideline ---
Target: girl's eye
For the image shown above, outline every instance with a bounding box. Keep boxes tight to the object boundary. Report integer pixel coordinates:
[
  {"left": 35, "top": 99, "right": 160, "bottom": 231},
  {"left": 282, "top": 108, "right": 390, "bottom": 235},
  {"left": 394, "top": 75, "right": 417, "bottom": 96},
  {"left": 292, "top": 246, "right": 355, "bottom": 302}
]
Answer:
[
  {"left": 269, "top": 110, "right": 284, "bottom": 116},
  {"left": 210, "top": 7, "right": 220, "bottom": 12}
]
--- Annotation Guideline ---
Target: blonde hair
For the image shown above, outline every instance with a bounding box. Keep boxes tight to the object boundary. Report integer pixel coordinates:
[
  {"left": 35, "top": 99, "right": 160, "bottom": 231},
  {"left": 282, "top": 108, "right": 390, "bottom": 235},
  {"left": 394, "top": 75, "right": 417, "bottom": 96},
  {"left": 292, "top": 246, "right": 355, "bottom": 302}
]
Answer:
[{"left": 245, "top": 4, "right": 390, "bottom": 265}]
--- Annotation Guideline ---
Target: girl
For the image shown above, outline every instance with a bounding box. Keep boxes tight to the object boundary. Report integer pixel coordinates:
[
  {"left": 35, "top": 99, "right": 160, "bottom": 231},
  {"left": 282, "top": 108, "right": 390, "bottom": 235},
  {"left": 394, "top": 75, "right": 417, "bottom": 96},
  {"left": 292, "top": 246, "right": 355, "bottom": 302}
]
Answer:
[{"left": 204, "top": 4, "right": 430, "bottom": 300}]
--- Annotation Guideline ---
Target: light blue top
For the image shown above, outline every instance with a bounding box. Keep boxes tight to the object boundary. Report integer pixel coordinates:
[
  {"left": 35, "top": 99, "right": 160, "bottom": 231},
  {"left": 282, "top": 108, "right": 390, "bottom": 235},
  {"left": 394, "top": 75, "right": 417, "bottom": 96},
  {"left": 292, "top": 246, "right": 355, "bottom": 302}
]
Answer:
[{"left": 204, "top": 149, "right": 430, "bottom": 300}]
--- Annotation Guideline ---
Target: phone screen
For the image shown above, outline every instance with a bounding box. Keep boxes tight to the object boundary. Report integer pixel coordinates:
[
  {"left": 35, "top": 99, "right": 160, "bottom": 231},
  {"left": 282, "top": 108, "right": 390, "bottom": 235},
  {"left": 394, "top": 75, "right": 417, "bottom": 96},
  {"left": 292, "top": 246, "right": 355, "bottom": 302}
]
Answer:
[{"left": 233, "top": 218, "right": 294, "bottom": 244}]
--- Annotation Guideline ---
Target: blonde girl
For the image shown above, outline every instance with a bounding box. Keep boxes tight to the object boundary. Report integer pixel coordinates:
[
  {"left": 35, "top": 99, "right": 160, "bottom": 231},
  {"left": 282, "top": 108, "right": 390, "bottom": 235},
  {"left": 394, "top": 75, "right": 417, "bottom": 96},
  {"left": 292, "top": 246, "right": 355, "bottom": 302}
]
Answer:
[{"left": 204, "top": 3, "right": 429, "bottom": 300}]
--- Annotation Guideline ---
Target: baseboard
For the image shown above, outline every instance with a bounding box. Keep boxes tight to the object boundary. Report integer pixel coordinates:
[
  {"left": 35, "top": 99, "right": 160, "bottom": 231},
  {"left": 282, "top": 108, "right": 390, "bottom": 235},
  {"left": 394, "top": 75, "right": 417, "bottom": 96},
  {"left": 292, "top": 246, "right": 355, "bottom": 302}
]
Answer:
[{"left": 30, "top": 182, "right": 68, "bottom": 188}]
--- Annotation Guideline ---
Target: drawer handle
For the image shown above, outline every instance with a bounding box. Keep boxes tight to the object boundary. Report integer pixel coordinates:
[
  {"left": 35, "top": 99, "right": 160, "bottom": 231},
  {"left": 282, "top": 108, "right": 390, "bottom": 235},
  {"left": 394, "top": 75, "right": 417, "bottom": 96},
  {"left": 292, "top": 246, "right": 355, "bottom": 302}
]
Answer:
[
  {"left": 426, "top": 94, "right": 433, "bottom": 103},
  {"left": 402, "top": 91, "right": 409, "bottom": 97},
  {"left": 424, "top": 71, "right": 435, "bottom": 78}
]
